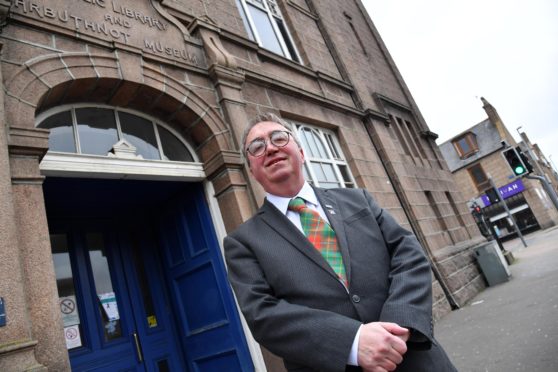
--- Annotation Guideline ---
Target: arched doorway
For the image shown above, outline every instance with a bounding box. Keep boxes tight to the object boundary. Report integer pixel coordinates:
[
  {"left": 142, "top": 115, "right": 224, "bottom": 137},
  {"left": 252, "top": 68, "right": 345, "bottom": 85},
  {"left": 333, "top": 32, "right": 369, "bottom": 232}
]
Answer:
[{"left": 38, "top": 106, "right": 254, "bottom": 371}]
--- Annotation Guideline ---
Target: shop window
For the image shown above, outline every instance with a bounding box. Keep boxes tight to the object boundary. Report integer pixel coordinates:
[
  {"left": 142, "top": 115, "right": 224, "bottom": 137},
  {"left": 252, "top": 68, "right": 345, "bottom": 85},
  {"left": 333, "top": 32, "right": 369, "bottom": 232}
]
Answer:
[
  {"left": 453, "top": 132, "right": 478, "bottom": 158},
  {"left": 38, "top": 106, "right": 194, "bottom": 162},
  {"left": 236, "top": 0, "right": 300, "bottom": 62},
  {"left": 292, "top": 122, "right": 355, "bottom": 189},
  {"left": 468, "top": 163, "right": 491, "bottom": 192}
]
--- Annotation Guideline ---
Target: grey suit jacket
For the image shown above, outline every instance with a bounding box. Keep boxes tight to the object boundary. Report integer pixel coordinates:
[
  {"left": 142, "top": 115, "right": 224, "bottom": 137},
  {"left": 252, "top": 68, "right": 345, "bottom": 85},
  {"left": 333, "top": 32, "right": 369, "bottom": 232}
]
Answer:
[{"left": 224, "top": 187, "right": 456, "bottom": 372}]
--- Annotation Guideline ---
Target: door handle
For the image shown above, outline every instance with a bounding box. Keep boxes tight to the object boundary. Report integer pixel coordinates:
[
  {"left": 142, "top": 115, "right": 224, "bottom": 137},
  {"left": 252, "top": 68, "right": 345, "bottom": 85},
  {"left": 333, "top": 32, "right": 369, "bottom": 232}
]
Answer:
[{"left": 133, "top": 332, "right": 144, "bottom": 363}]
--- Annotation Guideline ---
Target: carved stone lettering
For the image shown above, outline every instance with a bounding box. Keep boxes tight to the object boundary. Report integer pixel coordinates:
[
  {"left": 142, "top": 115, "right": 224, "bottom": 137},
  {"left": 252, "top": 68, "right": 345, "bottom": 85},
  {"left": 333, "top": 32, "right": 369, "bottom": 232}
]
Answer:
[{"left": 12, "top": 0, "right": 202, "bottom": 67}]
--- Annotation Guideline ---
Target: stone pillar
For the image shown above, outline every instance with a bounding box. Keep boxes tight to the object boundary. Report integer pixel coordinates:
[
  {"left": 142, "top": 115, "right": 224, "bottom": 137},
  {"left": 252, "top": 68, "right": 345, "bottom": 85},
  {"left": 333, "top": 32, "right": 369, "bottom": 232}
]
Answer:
[
  {"left": 204, "top": 150, "right": 253, "bottom": 232},
  {"left": 191, "top": 18, "right": 260, "bottom": 229},
  {"left": 0, "top": 38, "right": 54, "bottom": 370},
  {"left": 6, "top": 126, "right": 70, "bottom": 371}
]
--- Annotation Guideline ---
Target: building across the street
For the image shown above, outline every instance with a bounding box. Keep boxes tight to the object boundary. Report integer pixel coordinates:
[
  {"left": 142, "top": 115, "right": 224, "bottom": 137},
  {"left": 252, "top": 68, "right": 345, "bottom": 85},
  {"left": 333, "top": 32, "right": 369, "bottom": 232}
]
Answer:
[
  {"left": 0, "top": 1, "right": 488, "bottom": 371},
  {"left": 440, "top": 98, "right": 558, "bottom": 241}
]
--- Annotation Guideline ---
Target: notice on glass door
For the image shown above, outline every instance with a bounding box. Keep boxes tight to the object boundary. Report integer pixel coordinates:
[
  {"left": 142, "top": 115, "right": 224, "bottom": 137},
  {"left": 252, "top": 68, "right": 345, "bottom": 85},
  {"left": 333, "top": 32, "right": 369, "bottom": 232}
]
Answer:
[
  {"left": 59, "top": 295, "right": 80, "bottom": 327},
  {"left": 64, "top": 325, "right": 82, "bottom": 349},
  {"left": 98, "top": 292, "right": 120, "bottom": 321}
]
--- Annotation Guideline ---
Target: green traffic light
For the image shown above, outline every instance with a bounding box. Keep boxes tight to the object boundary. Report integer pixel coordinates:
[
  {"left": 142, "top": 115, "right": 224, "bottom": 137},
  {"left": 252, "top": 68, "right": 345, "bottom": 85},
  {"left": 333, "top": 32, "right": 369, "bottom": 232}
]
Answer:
[{"left": 514, "top": 165, "right": 525, "bottom": 175}]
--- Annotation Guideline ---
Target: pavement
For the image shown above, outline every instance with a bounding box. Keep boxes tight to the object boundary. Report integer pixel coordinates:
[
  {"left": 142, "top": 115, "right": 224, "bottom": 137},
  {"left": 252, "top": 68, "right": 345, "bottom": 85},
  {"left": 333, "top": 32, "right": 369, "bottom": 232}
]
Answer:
[{"left": 435, "top": 226, "right": 558, "bottom": 372}]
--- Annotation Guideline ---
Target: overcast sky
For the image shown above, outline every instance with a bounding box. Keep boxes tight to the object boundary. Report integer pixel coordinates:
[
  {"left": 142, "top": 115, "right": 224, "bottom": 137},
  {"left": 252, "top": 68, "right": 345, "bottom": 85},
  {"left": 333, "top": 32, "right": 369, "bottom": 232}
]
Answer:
[{"left": 361, "top": 0, "right": 558, "bottom": 170}]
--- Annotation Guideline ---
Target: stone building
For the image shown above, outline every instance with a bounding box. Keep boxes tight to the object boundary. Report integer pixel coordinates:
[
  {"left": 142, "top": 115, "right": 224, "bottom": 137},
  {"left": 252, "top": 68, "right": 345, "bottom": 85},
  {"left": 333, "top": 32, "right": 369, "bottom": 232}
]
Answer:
[
  {"left": 0, "top": 1, "right": 486, "bottom": 371},
  {"left": 439, "top": 98, "right": 558, "bottom": 240}
]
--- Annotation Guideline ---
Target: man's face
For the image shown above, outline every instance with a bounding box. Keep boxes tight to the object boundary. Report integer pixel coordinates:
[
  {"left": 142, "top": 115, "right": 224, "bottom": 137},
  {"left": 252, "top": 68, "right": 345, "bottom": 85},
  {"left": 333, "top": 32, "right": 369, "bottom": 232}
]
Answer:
[{"left": 245, "top": 121, "right": 305, "bottom": 196}]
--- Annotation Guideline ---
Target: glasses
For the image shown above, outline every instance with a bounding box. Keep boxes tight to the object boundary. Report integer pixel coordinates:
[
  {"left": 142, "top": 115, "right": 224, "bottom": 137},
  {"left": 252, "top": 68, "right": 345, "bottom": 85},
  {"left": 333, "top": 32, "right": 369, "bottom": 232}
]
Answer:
[{"left": 246, "top": 130, "right": 292, "bottom": 157}]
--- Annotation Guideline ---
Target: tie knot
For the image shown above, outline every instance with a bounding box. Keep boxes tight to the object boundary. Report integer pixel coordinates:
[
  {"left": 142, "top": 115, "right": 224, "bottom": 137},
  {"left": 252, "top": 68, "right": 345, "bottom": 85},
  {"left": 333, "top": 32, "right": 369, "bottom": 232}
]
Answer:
[{"left": 288, "top": 197, "right": 307, "bottom": 212}]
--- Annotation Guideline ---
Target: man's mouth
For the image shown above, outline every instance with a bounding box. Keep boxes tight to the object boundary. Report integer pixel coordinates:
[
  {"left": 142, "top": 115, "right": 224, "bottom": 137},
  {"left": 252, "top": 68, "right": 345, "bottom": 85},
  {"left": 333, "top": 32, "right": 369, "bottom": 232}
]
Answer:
[{"left": 266, "top": 157, "right": 285, "bottom": 167}]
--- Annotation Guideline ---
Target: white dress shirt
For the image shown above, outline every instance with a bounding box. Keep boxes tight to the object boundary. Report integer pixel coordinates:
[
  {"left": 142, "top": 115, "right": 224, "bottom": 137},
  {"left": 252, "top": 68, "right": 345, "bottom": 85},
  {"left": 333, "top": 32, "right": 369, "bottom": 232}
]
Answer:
[{"left": 266, "top": 181, "right": 361, "bottom": 366}]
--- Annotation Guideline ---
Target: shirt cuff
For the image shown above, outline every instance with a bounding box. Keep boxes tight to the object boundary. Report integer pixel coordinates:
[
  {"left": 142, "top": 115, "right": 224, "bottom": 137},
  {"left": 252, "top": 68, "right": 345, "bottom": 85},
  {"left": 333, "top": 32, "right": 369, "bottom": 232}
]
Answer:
[{"left": 347, "top": 324, "right": 362, "bottom": 366}]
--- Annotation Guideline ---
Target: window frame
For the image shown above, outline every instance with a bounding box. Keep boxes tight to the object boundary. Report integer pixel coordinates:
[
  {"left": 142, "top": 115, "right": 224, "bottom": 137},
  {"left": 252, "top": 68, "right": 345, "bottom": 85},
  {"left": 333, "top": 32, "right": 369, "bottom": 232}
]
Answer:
[
  {"left": 36, "top": 104, "right": 197, "bottom": 162},
  {"left": 237, "top": 0, "right": 301, "bottom": 62},
  {"left": 467, "top": 163, "right": 491, "bottom": 192},
  {"left": 291, "top": 122, "right": 355, "bottom": 189},
  {"left": 35, "top": 104, "right": 205, "bottom": 181},
  {"left": 453, "top": 132, "right": 479, "bottom": 158}
]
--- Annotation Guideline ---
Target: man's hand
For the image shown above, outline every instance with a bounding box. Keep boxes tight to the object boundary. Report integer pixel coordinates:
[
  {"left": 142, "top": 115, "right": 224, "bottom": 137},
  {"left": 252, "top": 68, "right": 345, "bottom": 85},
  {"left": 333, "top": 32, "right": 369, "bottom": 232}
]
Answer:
[{"left": 357, "top": 322, "right": 410, "bottom": 372}]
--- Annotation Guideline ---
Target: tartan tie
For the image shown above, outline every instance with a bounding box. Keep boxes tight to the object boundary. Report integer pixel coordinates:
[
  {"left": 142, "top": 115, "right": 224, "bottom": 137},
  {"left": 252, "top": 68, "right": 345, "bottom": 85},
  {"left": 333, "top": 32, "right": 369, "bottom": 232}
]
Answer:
[{"left": 288, "top": 197, "right": 347, "bottom": 286}]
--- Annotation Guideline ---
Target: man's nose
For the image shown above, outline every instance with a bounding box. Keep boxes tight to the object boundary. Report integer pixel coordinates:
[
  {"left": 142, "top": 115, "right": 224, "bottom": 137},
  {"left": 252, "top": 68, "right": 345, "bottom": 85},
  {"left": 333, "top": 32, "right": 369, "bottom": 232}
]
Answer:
[{"left": 265, "top": 141, "right": 280, "bottom": 154}]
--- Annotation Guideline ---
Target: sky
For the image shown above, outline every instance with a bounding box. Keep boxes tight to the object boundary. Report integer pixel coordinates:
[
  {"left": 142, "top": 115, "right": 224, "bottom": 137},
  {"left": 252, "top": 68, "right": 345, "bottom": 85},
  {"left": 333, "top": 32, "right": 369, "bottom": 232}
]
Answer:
[{"left": 361, "top": 0, "right": 558, "bottom": 170}]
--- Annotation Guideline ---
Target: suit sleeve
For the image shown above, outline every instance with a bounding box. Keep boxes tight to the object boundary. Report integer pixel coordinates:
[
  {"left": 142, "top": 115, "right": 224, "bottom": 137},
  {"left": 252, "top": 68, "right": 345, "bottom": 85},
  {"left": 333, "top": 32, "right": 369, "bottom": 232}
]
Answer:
[
  {"left": 224, "top": 234, "right": 361, "bottom": 372},
  {"left": 362, "top": 189, "right": 434, "bottom": 348}
]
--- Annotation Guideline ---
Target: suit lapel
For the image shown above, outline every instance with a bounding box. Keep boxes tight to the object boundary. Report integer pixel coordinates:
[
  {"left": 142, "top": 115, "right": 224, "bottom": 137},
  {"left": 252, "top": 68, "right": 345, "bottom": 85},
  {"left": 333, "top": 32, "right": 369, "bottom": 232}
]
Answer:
[
  {"left": 258, "top": 199, "right": 340, "bottom": 281},
  {"left": 314, "top": 187, "right": 352, "bottom": 284}
]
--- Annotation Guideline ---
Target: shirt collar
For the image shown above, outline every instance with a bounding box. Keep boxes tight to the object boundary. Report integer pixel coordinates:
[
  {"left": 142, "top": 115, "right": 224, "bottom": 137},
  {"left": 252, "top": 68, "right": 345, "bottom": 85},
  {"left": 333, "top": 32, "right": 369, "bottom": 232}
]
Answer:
[{"left": 266, "top": 182, "right": 318, "bottom": 215}]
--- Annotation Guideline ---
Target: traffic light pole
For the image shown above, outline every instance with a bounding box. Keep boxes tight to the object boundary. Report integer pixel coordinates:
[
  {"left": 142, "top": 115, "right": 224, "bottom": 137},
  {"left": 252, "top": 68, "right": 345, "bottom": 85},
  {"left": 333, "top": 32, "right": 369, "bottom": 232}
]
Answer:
[
  {"left": 487, "top": 175, "right": 528, "bottom": 248},
  {"left": 526, "top": 174, "right": 558, "bottom": 212}
]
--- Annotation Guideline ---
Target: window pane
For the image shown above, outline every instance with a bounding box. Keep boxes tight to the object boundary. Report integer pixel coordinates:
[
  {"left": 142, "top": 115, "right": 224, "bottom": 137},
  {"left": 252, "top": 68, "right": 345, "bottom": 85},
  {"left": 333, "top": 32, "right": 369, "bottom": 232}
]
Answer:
[
  {"left": 236, "top": 0, "right": 254, "bottom": 40},
  {"left": 248, "top": 4, "right": 284, "bottom": 55},
  {"left": 119, "top": 112, "right": 160, "bottom": 160},
  {"left": 300, "top": 128, "right": 327, "bottom": 158},
  {"left": 51, "top": 233, "right": 84, "bottom": 350},
  {"left": 40, "top": 111, "right": 76, "bottom": 153},
  {"left": 470, "top": 165, "right": 487, "bottom": 184},
  {"left": 303, "top": 164, "right": 313, "bottom": 185},
  {"left": 457, "top": 138, "right": 471, "bottom": 154},
  {"left": 130, "top": 236, "right": 157, "bottom": 329},
  {"left": 311, "top": 162, "right": 340, "bottom": 188},
  {"left": 322, "top": 163, "right": 337, "bottom": 182},
  {"left": 76, "top": 108, "right": 118, "bottom": 155},
  {"left": 338, "top": 165, "right": 354, "bottom": 188},
  {"left": 325, "top": 133, "right": 341, "bottom": 159},
  {"left": 275, "top": 18, "right": 298, "bottom": 62},
  {"left": 158, "top": 125, "right": 194, "bottom": 162},
  {"left": 87, "top": 233, "right": 122, "bottom": 342}
]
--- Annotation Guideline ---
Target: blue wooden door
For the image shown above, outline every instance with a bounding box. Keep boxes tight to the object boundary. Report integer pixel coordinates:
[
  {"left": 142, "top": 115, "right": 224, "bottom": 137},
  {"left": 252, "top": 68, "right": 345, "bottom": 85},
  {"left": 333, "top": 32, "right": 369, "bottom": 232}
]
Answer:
[
  {"left": 45, "top": 178, "right": 254, "bottom": 371},
  {"left": 50, "top": 220, "right": 187, "bottom": 372},
  {"left": 158, "top": 184, "right": 254, "bottom": 371}
]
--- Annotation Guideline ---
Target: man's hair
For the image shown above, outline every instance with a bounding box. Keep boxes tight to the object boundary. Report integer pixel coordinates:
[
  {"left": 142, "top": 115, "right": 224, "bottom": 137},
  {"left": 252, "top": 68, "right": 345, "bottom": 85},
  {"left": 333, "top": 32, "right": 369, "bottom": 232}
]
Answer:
[{"left": 241, "top": 112, "right": 302, "bottom": 164}]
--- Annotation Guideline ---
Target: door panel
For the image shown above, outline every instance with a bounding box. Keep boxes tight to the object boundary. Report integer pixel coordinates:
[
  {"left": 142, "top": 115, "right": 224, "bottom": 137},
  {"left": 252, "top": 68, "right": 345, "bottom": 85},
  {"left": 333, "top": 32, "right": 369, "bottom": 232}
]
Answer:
[
  {"left": 53, "top": 223, "right": 142, "bottom": 371},
  {"left": 117, "top": 222, "right": 186, "bottom": 372},
  {"left": 158, "top": 184, "right": 254, "bottom": 371}
]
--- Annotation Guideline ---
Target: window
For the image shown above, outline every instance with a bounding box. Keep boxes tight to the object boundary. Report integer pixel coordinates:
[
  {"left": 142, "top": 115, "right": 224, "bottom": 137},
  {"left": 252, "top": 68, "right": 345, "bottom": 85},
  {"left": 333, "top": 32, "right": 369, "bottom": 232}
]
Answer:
[
  {"left": 236, "top": 0, "right": 300, "bottom": 62},
  {"left": 468, "top": 163, "right": 490, "bottom": 192},
  {"left": 37, "top": 106, "right": 194, "bottom": 162},
  {"left": 453, "top": 133, "right": 478, "bottom": 158},
  {"left": 291, "top": 122, "right": 354, "bottom": 189}
]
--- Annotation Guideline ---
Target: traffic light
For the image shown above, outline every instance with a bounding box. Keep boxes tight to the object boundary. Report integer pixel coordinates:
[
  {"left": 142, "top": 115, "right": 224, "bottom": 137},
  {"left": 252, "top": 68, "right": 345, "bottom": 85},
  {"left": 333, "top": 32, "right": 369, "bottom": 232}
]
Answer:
[
  {"left": 502, "top": 147, "right": 528, "bottom": 177},
  {"left": 470, "top": 203, "right": 483, "bottom": 219},
  {"left": 516, "top": 148, "right": 534, "bottom": 174},
  {"left": 485, "top": 188, "right": 501, "bottom": 204}
]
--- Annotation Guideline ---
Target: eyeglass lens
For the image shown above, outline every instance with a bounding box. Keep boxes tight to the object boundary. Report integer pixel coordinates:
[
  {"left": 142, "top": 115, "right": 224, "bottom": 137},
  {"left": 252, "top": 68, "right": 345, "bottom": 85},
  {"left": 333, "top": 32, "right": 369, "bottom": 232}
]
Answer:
[{"left": 247, "top": 130, "right": 290, "bottom": 156}]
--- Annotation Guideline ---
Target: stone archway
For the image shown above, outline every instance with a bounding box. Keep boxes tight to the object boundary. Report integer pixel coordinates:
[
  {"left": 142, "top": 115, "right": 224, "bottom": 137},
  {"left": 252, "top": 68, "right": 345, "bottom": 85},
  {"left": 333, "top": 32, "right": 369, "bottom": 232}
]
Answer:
[
  {"left": 2, "top": 49, "right": 250, "bottom": 371},
  {"left": 5, "top": 51, "right": 235, "bottom": 165}
]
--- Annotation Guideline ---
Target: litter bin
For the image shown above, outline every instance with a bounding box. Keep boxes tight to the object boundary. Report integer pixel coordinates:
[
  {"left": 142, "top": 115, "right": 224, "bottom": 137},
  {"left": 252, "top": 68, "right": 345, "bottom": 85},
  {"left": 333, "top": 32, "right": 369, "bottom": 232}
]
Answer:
[{"left": 474, "top": 242, "right": 511, "bottom": 286}]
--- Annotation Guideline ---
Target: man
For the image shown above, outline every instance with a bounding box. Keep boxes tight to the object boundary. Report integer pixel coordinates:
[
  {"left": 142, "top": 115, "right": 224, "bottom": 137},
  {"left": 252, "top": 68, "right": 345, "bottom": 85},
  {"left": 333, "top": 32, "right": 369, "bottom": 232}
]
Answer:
[{"left": 224, "top": 113, "right": 456, "bottom": 372}]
